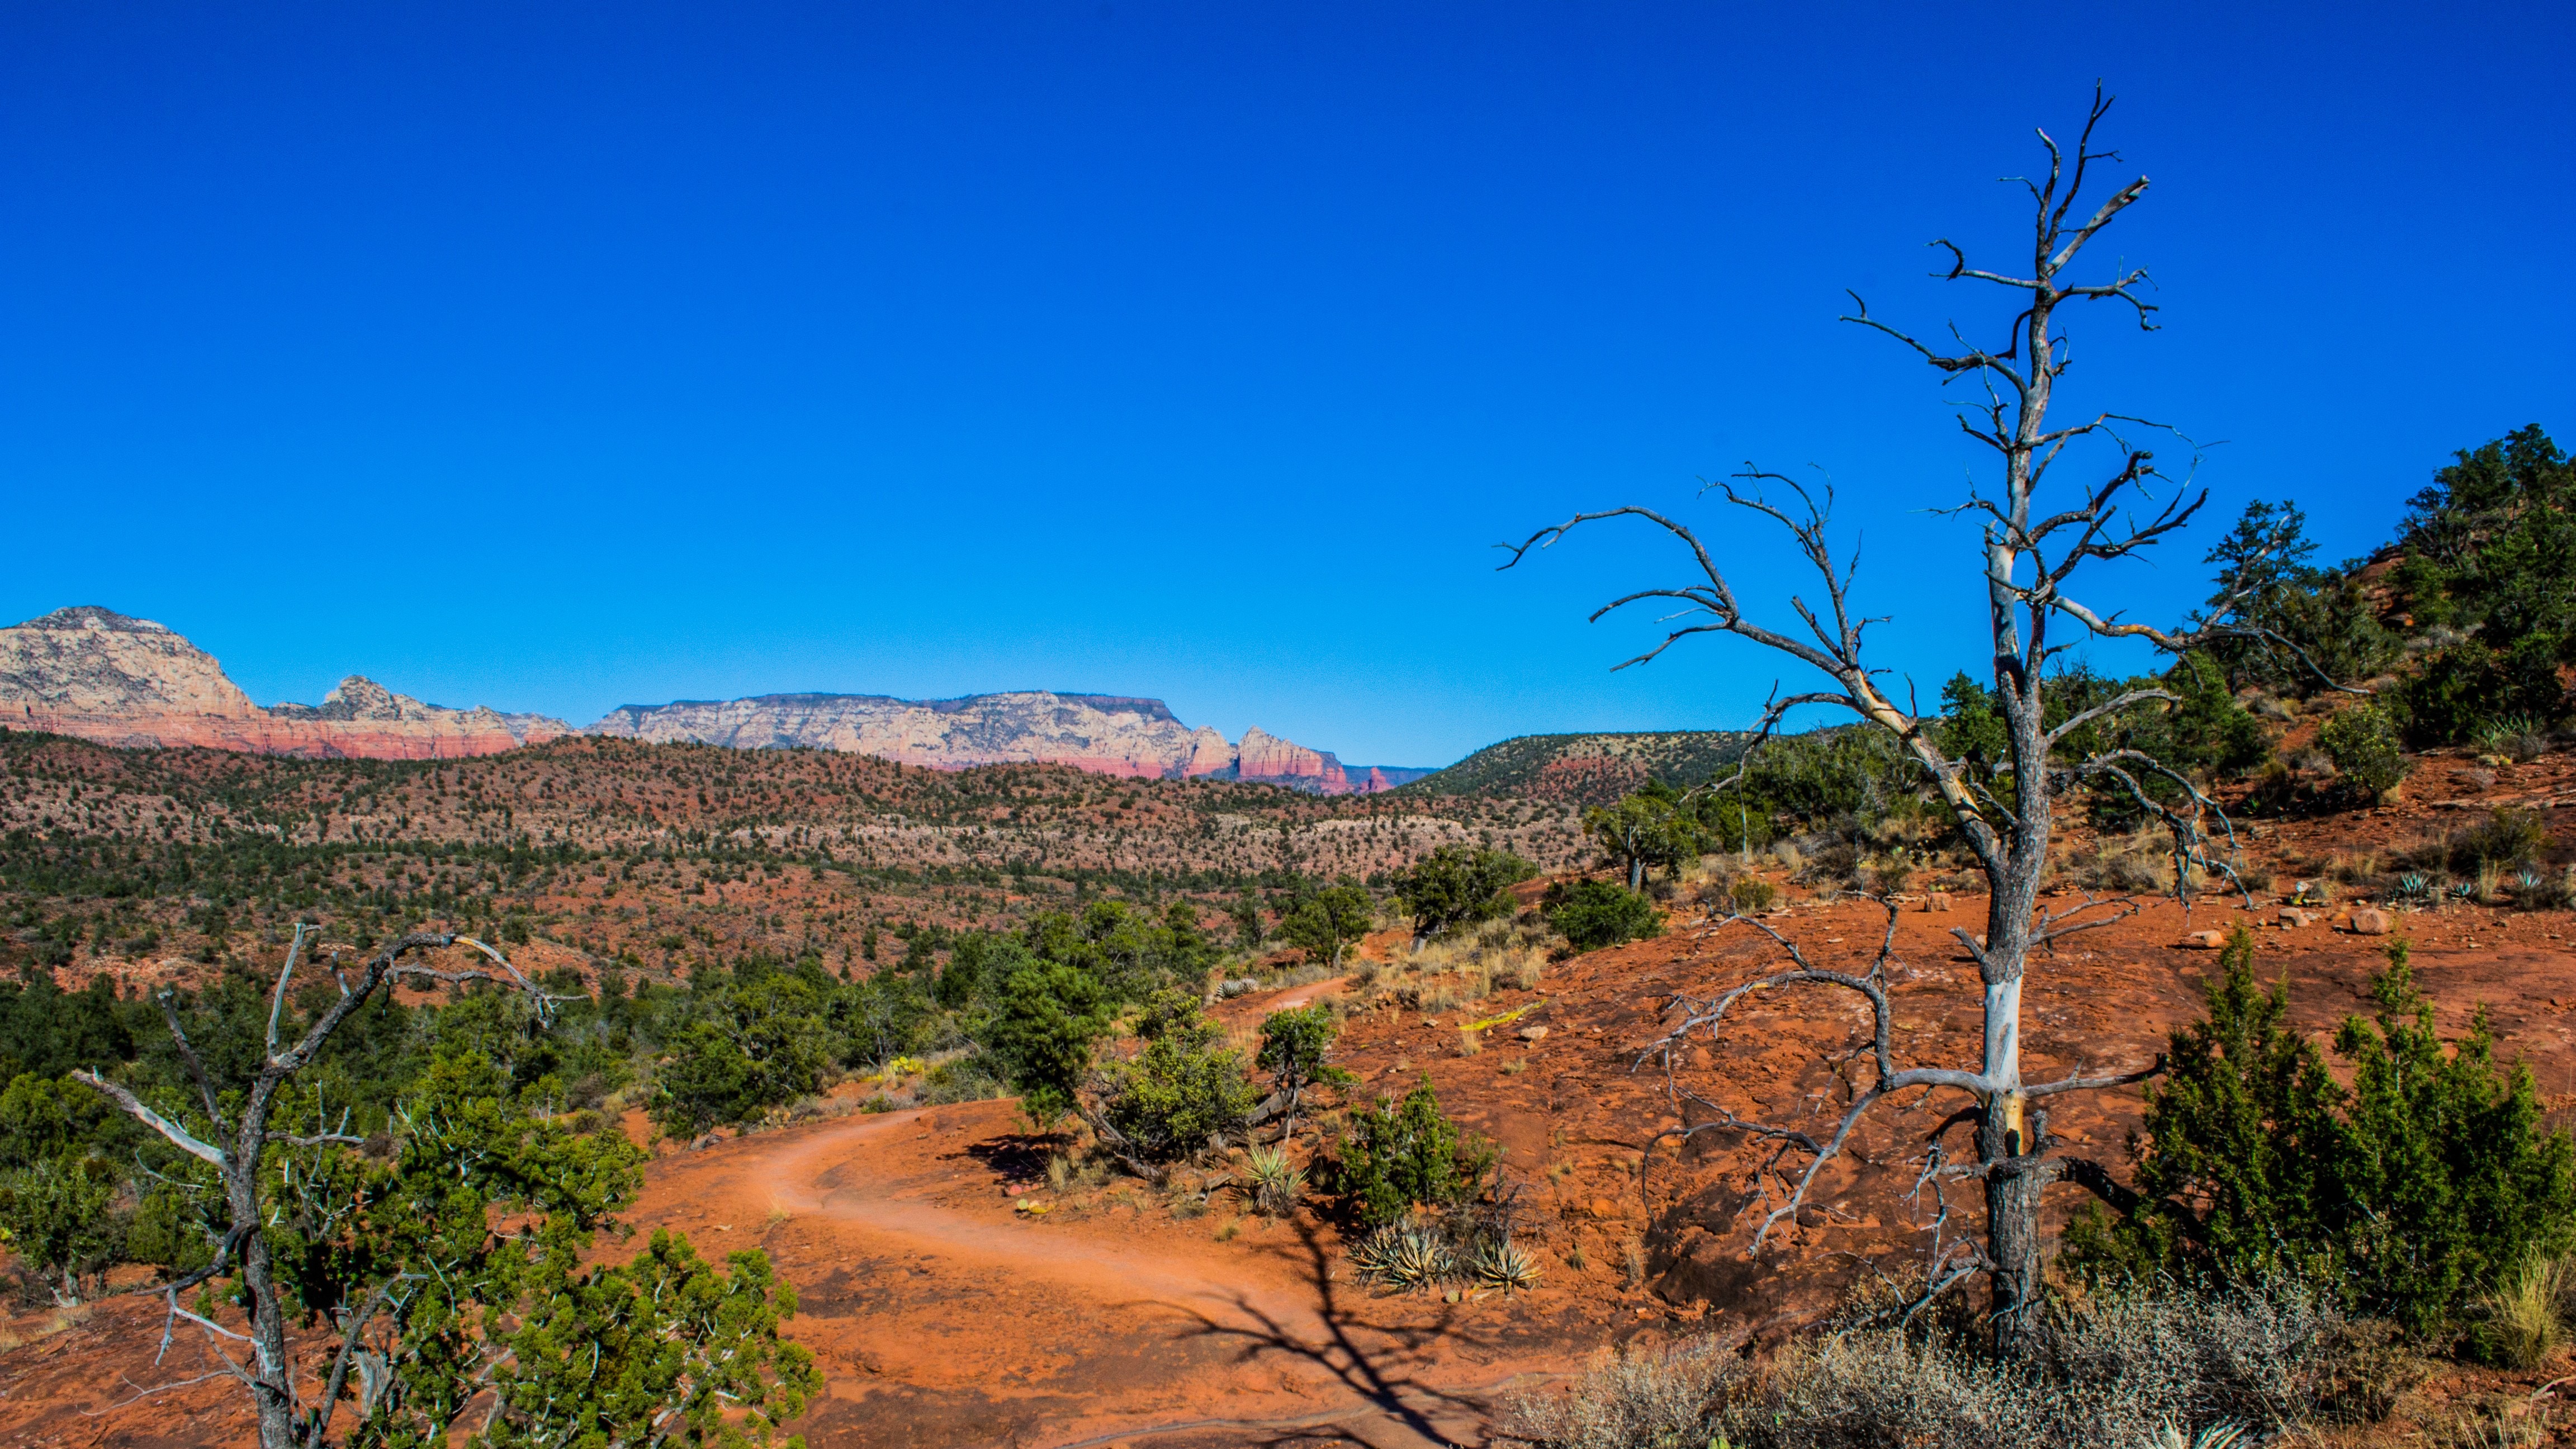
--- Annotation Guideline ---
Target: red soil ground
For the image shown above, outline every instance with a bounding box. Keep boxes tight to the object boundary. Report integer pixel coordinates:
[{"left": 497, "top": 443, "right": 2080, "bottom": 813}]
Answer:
[{"left": 12, "top": 754, "right": 2576, "bottom": 1446}]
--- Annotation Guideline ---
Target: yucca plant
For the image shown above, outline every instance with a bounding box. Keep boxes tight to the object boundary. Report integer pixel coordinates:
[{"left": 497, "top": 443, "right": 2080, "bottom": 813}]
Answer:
[{"left": 1244, "top": 1144, "right": 1305, "bottom": 1218}]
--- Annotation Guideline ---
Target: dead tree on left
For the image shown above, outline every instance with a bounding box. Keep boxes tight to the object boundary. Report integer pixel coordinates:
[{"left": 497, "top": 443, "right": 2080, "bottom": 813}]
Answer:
[{"left": 74, "top": 924, "right": 572, "bottom": 1449}]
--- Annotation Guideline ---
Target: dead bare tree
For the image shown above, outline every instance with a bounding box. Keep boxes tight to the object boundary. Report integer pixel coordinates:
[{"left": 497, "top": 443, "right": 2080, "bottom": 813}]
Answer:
[
  {"left": 73, "top": 924, "right": 574, "bottom": 1449},
  {"left": 1499, "top": 88, "right": 2317, "bottom": 1356}
]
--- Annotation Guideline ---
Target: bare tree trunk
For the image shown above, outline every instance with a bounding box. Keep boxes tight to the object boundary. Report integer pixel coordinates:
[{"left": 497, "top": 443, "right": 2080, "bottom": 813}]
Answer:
[
  {"left": 1514, "top": 87, "right": 2269, "bottom": 1365},
  {"left": 1978, "top": 1092, "right": 2045, "bottom": 1355}
]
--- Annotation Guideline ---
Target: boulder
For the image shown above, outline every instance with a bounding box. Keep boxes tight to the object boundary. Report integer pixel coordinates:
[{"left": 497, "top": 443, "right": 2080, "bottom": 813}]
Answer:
[
  {"left": 2181, "top": 930, "right": 2228, "bottom": 949},
  {"left": 1924, "top": 891, "right": 1952, "bottom": 912},
  {"left": 2350, "top": 908, "right": 2393, "bottom": 936},
  {"left": 2277, "top": 907, "right": 2317, "bottom": 929},
  {"left": 1516, "top": 1025, "right": 1548, "bottom": 1042}
]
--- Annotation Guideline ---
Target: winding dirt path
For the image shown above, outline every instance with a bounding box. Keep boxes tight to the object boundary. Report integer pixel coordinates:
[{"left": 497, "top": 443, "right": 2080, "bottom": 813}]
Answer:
[{"left": 636, "top": 1101, "right": 1589, "bottom": 1449}]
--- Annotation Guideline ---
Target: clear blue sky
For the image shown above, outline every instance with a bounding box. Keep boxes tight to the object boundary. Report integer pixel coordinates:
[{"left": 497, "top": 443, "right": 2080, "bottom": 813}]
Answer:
[{"left": 4, "top": 3, "right": 2568, "bottom": 768}]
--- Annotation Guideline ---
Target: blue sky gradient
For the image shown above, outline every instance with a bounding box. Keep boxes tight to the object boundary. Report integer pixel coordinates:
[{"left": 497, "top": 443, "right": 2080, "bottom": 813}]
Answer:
[{"left": 4, "top": 2, "right": 2568, "bottom": 766}]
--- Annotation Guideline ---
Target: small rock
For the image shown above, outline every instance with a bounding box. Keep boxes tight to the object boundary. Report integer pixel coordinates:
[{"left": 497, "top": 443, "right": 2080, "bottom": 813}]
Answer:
[
  {"left": 1587, "top": 1197, "right": 1618, "bottom": 1219},
  {"left": 1517, "top": 1025, "right": 1548, "bottom": 1042},
  {"left": 1924, "top": 891, "right": 1952, "bottom": 912},
  {"left": 2277, "top": 908, "right": 2316, "bottom": 929},
  {"left": 2180, "top": 930, "right": 2227, "bottom": 949},
  {"left": 2350, "top": 908, "right": 2393, "bottom": 935}
]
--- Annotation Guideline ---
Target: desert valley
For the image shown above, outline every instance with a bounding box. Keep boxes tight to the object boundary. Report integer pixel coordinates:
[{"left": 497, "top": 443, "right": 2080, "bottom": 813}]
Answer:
[{"left": 4, "top": 21, "right": 2572, "bottom": 1449}]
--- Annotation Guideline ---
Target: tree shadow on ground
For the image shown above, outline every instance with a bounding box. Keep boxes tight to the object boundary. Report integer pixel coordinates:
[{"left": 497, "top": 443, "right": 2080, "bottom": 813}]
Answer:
[
  {"left": 1148, "top": 1218, "right": 1508, "bottom": 1447},
  {"left": 961, "top": 1130, "right": 1058, "bottom": 1187}
]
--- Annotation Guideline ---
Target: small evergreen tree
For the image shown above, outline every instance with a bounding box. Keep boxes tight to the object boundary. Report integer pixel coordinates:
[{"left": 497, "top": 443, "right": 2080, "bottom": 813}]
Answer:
[
  {"left": 980, "top": 961, "right": 1107, "bottom": 1119},
  {"left": 1393, "top": 845, "right": 1536, "bottom": 948},
  {"left": 1583, "top": 788, "right": 1703, "bottom": 891},
  {"left": 1334, "top": 1075, "right": 1494, "bottom": 1227},
  {"left": 1257, "top": 1003, "right": 1353, "bottom": 1135},
  {"left": 1278, "top": 882, "right": 1374, "bottom": 971},
  {"left": 1096, "top": 989, "right": 1256, "bottom": 1162},
  {"left": 2066, "top": 930, "right": 2576, "bottom": 1337}
]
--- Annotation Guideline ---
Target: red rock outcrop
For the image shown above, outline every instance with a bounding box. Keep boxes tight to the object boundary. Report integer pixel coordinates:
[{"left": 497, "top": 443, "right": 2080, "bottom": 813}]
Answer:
[{"left": 1234, "top": 725, "right": 1351, "bottom": 792}]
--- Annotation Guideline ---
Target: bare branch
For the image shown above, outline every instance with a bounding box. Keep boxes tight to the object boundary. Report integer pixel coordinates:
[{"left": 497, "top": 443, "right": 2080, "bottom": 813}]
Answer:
[
  {"left": 72, "top": 1071, "right": 223, "bottom": 1167},
  {"left": 312, "top": 1273, "right": 421, "bottom": 1442},
  {"left": 2024, "top": 1055, "right": 2167, "bottom": 1100},
  {"left": 264, "top": 924, "right": 312, "bottom": 1059},
  {"left": 2043, "top": 686, "right": 2177, "bottom": 747},
  {"left": 155, "top": 993, "right": 226, "bottom": 1136}
]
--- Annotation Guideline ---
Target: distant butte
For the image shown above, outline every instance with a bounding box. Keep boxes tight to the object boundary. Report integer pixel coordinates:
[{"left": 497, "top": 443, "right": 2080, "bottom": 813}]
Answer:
[
  {"left": 0, "top": 607, "right": 1432, "bottom": 791},
  {"left": 0, "top": 607, "right": 565, "bottom": 760}
]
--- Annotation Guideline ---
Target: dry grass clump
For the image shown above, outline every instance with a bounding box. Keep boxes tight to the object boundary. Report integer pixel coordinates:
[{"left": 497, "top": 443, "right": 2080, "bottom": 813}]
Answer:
[
  {"left": 1494, "top": 1339, "right": 1743, "bottom": 1449},
  {"left": 1500, "top": 1279, "right": 2352, "bottom": 1449},
  {"left": 0, "top": 1304, "right": 91, "bottom": 1353},
  {"left": 1376, "top": 920, "right": 1548, "bottom": 1011},
  {"left": 2430, "top": 1400, "right": 2553, "bottom": 1449},
  {"left": 2068, "top": 825, "right": 2180, "bottom": 896},
  {"left": 2473, "top": 1251, "right": 2576, "bottom": 1369}
]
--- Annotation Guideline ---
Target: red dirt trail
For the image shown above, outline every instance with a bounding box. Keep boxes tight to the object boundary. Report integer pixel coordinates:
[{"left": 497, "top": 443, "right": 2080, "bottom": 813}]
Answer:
[{"left": 638, "top": 1101, "right": 1590, "bottom": 1449}]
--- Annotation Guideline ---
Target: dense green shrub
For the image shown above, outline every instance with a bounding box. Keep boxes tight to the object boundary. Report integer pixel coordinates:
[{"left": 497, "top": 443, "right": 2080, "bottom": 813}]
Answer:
[
  {"left": 2399, "top": 638, "right": 2567, "bottom": 746},
  {"left": 1334, "top": 1075, "right": 1494, "bottom": 1227},
  {"left": 648, "top": 966, "right": 838, "bottom": 1137},
  {"left": 2316, "top": 702, "right": 2410, "bottom": 799},
  {"left": 1097, "top": 990, "right": 1256, "bottom": 1161},
  {"left": 0, "top": 1154, "right": 124, "bottom": 1303},
  {"left": 1393, "top": 845, "right": 1536, "bottom": 944},
  {"left": 2065, "top": 929, "right": 2576, "bottom": 1336},
  {"left": 1545, "top": 880, "right": 1664, "bottom": 953},
  {"left": 2385, "top": 428, "right": 2576, "bottom": 741}
]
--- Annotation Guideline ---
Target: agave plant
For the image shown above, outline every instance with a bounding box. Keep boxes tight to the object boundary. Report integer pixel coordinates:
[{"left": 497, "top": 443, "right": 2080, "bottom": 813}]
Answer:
[
  {"left": 1351, "top": 1222, "right": 1453, "bottom": 1290},
  {"left": 2478, "top": 714, "right": 2542, "bottom": 750},
  {"left": 2150, "top": 1424, "right": 2247, "bottom": 1449},
  {"left": 1471, "top": 1237, "right": 1542, "bottom": 1294},
  {"left": 2395, "top": 871, "right": 2432, "bottom": 903}
]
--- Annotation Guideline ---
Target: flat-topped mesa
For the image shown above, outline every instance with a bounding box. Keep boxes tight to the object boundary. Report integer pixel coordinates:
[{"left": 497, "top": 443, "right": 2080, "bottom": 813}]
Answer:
[
  {"left": 587, "top": 693, "right": 1432, "bottom": 794},
  {"left": 0, "top": 607, "right": 567, "bottom": 759}
]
